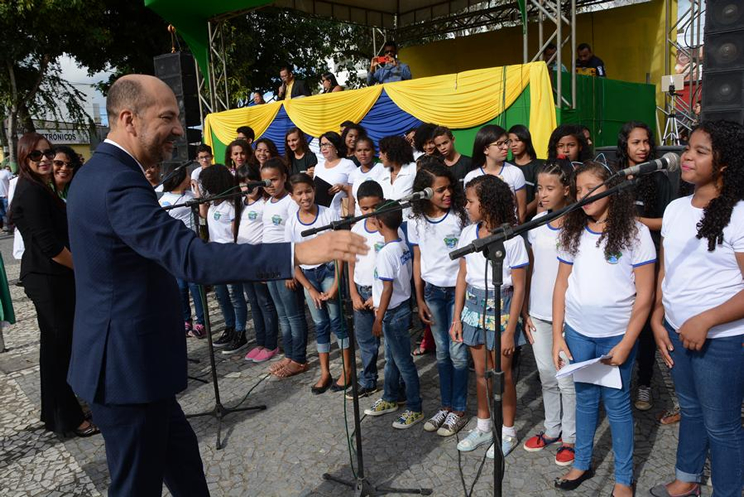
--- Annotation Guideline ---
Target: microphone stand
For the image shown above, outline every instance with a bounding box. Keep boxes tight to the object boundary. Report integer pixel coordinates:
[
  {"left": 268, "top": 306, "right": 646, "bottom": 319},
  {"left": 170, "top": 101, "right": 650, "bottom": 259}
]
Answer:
[
  {"left": 302, "top": 202, "right": 432, "bottom": 497},
  {"left": 449, "top": 179, "right": 636, "bottom": 497},
  {"left": 164, "top": 189, "right": 266, "bottom": 450},
  {"left": 155, "top": 159, "right": 195, "bottom": 190}
]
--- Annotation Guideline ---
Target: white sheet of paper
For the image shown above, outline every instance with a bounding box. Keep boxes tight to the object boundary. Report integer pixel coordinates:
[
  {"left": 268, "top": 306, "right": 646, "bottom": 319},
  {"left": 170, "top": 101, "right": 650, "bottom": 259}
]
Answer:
[{"left": 555, "top": 354, "right": 622, "bottom": 389}]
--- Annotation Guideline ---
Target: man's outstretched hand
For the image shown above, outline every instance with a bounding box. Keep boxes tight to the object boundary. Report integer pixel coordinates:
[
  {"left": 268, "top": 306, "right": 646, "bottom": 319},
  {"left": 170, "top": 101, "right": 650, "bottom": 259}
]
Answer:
[{"left": 294, "top": 231, "right": 368, "bottom": 266}]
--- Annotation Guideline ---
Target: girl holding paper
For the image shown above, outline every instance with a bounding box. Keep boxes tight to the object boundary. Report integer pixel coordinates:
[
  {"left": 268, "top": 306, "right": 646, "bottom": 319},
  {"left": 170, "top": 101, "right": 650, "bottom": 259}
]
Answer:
[{"left": 551, "top": 161, "right": 656, "bottom": 496}]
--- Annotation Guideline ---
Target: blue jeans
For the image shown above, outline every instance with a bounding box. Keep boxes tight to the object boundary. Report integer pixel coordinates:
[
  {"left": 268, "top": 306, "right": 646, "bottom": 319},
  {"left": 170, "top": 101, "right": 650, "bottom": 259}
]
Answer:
[
  {"left": 244, "top": 282, "right": 278, "bottom": 350},
  {"left": 425, "top": 283, "right": 468, "bottom": 412},
  {"left": 176, "top": 278, "right": 204, "bottom": 325},
  {"left": 381, "top": 302, "right": 422, "bottom": 412},
  {"left": 665, "top": 320, "right": 744, "bottom": 495},
  {"left": 267, "top": 280, "right": 308, "bottom": 364},
  {"left": 214, "top": 284, "right": 247, "bottom": 332},
  {"left": 301, "top": 263, "right": 348, "bottom": 353},
  {"left": 354, "top": 284, "right": 380, "bottom": 389},
  {"left": 564, "top": 324, "right": 637, "bottom": 486}
]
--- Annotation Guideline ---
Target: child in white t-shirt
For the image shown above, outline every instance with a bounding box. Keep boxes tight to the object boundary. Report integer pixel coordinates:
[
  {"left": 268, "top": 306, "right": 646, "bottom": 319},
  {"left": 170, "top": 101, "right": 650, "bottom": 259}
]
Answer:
[
  {"left": 363, "top": 201, "right": 423, "bottom": 430},
  {"left": 552, "top": 161, "right": 656, "bottom": 495},
  {"left": 285, "top": 173, "right": 352, "bottom": 394},
  {"left": 348, "top": 137, "right": 385, "bottom": 216},
  {"left": 408, "top": 162, "right": 470, "bottom": 437},
  {"left": 452, "top": 175, "right": 528, "bottom": 460},
  {"left": 196, "top": 164, "right": 249, "bottom": 354},
  {"left": 521, "top": 160, "right": 577, "bottom": 465},
  {"left": 465, "top": 124, "right": 527, "bottom": 222}
]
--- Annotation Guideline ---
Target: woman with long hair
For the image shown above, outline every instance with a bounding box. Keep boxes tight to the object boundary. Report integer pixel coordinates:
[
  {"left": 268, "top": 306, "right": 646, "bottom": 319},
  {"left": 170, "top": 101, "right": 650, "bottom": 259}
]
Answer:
[
  {"left": 508, "top": 124, "right": 543, "bottom": 219},
  {"left": 547, "top": 125, "right": 593, "bottom": 162},
  {"left": 253, "top": 137, "right": 280, "bottom": 172},
  {"left": 224, "top": 139, "right": 252, "bottom": 175},
  {"left": 10, "top": 133, "right": 98, "bottom": 437},
  {"left": 341, "top": 124, "right": 367, "bottom": 165},
  {"left": 284, "top": 128, "right": 318, "bottom": 177},
  {"left": 51, "top": 145, "right": 80, "bottom": 200},
  {"left": 321, "top": 73, "right": 343, "bottom": 93}
]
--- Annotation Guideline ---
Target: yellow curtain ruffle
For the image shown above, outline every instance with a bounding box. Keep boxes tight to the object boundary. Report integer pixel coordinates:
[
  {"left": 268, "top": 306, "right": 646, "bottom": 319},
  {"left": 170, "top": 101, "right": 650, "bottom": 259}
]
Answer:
[
  {"left": 203, "top": 101, "right": 282, "bottom": 151},
  {"left": 528, "top": 62, "right": 557, "bottom": 158},
  {"left": 383, "top": 64, "right": 532, "bottom": 129},
  {"left": 283, "top": 86, "right": 383, "bottom": 137}
]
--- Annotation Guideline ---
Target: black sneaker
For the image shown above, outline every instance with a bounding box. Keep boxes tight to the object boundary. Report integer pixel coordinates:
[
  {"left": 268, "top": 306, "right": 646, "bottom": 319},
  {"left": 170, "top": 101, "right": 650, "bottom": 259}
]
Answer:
[
  {"left": 345, "top": 384, "right": 379, "bottom": 400},
  {"left": 213, "top": 327, "right": 234, "bottom": 347},
  {"left": 221, "top": 331, "right": 248, "bottom": 354}
]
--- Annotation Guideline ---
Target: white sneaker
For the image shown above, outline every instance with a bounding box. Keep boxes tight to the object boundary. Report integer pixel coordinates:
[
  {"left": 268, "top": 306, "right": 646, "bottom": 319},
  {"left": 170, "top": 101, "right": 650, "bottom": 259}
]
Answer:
[
  {"left": 457, "top": 428, "right": 493, "bottom": 452},
  {"left": 423, "top": 409, "right": 448, "bottom": 432},
  {"left": 486, "top": 435, "right": 519, "bottom": 459}
]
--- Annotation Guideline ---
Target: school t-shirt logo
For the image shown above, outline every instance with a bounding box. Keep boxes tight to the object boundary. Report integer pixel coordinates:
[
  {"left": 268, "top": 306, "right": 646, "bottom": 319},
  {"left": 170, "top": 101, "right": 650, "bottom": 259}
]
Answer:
[
  {"left": 443, "top": 234, "right": 459, "bottom": 249},
  {"left": 374, "top": 242, "right": 385, "bottom": 253},
  {"left": 213, "top": 212, "right": 221, "bottom": 220},
  {"left": 606, "top": 252, "right": 622, "bottom": 264},
  {"left": 248, "top": 210, "right": 258, "bottom": 221},
  {"left": 272, "top": 215, "right": 283, "bottom": 226}
]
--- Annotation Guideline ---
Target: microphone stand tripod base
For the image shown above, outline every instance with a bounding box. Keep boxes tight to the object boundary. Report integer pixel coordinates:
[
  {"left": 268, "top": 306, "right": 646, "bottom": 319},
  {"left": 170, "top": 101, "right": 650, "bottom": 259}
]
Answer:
[{"left": 321, "top": 474, "right": 433, "bottom": 497}]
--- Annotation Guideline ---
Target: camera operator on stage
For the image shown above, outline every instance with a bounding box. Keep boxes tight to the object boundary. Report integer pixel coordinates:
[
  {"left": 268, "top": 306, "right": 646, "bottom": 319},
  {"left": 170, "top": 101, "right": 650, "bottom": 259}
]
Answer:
[
  {"left": 367, "top": 40, "right": 412, "bottom": 85},
  {"left": 65, "top": 74, "right": 367, "bottom": 497}
]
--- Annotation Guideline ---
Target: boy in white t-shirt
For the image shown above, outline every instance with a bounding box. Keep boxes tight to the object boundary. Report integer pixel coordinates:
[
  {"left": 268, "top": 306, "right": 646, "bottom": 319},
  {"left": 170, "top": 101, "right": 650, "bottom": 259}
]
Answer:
[{"left": 363, "top": 200, "right": 423, "bottom": 430}]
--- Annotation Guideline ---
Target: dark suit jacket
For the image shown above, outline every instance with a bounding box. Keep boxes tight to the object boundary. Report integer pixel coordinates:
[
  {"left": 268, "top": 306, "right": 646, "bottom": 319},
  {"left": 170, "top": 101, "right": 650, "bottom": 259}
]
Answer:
[
  {"left": 67, "top": 142, "right": 293, "bottom": 405},
  {"left": 11, "top": 178, "right": 72, "bottom": 280},
  {"left": 278, "top": 79, "right": 311, "bottom": 100}
]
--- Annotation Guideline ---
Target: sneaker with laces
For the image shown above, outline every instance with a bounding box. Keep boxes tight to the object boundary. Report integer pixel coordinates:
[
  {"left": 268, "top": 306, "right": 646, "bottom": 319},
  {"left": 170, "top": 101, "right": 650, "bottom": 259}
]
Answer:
[
  {"left": 523, "top": 431, "right": 562, "bottom": 452},
  {"left": 457, "top": 428, "right": 493, "bottom": 452},
  {"left": 188, "top": 323, "right": 205, "bottom": 339},
  {"left": 244, "top": 347, "right": 263, "bottom": 362},
  {"left": 213, "top": 327, "right": 234, "bottom": 347},
  {"left": 555, "top": 444, "right": 576, "bottom": 466},
  {"left": 392, "top": 410, "right": 424, "bottom": 429},
  {"left": 221, "top": 331, "right": 248, "bottom": 354},
  {"left": 345, "top": 385, "right": 379, "bottom": 400},
  {"left": 253, "top": 347, "right": 278, "bottom": 363},
  {"left": 486, "top": 435, "right": 518, "bottom": 459},
  {"left": 423, "top": 409, "right": 449, "bottom": 432},
  {"left": 437, "top": 412, "right": 468, "bottom": 437},
  {"left": 635, "top": 385, "right": 653, "bottom": 411},
  {"left": 364, "top": 399, "right": 398, "bottom": 417}
]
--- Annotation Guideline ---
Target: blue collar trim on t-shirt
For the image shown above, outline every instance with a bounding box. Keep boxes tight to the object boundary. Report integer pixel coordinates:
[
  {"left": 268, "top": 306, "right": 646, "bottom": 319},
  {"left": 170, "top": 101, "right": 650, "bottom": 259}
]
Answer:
[
  {"left": 425, "top": 209, "right": 449, "bottom": 224},
  {"left": 297, "top": 206, "right": 319, "bottom": 226},
  {"left": 385, "top": 238, "right": 402, "bottom": 246},
  {"left": 364, "top": 219, "right": 378, "bottom": 234},
  {"left": 585, "top": 225, "right": 602, "bottom": 235},
  {"left": 270, "top": 192, "right": 288, "bottom": 203}
]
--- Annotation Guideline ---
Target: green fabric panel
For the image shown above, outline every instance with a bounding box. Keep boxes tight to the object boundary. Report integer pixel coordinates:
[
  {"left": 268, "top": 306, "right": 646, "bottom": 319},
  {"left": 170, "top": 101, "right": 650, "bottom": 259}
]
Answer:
[
  {"left": 0, "top": 254, "right": 16, "bottom": 324},
  {"left": 211, "top": 128, "right": 227, "bottom": 166},
  {"left": 451, "top": 85, "right": 531, "bottom": 157},
  {"left": 554, "top": 73, "right": 656, "bottom": 148}
]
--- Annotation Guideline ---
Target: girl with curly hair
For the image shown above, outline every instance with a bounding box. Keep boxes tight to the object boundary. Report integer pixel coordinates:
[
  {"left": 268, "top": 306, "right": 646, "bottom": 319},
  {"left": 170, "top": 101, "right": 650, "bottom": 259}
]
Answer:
[
  {"left": 649, "top": 121, "right": 744, "bottom": 497},
  {"left": 552, "top": 161, "right": 656, "bottom": 496},
  {"left": 451, "top": 175, "right": 529, "bottom": 459},
  {"left": 521, "top": 159, "right": 577, "bottom": 466},
  {"left": 616, "top": 121, "right": 675, "bottom": 413},
  {"left": 465, "top": 125, "right": 528, "bottom": 222},
  {"left": 407, "top": 163, "right": 470, "bottom": 437},
  {"left": 547, "top": 124, "right": 593, "bottom": 163}
]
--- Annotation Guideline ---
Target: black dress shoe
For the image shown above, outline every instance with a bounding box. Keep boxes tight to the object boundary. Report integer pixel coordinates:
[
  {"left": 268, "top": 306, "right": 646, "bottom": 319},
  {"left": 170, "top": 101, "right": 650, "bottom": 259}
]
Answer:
[
  {"left": 554, "top": 468, "right": 594, "bottom": 491},
  {"left": 311, "top": 377, "right": 333, "bottom": 395}
]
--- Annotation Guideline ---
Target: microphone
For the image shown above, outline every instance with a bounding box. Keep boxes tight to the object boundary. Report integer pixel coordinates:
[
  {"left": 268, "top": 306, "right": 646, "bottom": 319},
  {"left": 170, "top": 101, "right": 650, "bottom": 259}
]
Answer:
[
  {"left": 154, "top": 159, "right": 195, "bottom": 189},
  {"left": 398, "top": 187, "right": 434, "bottom": 203},
  {"left": 241, "top": 179, "right": 272, "bottom": 189},
  {"left": 616, "top": 152, "right": 680, "bottom": 177}
]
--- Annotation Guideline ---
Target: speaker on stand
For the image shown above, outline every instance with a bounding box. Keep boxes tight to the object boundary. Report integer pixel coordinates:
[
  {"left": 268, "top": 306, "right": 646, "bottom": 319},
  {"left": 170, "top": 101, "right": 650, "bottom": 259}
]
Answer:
[{"left": 701, "top": 1, "right": 744, "bottom": 123}]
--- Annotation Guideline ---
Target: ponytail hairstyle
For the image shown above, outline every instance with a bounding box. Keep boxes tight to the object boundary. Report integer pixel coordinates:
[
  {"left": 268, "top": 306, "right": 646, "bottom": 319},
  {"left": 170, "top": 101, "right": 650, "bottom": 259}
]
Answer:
[
  {"left": 471, "top": 124, "right": 508, "bottom": 169},
  {"left": 260, "top": 157, "right": 291, "bottom": 192},
  {"left": 508, "top": 124, "right": 537, "bottom": 160},
  {"left": 616, "top": 121, "right": 658, "bottom": 218},
  {"left": 558, "top": 160, "right": 638, "bottom": 259},
  {"left": 537, "top": 158, "right": 575, "bottom": 201},
  {"left": 465, "top": 174, "right": 516, "bottom": 229},
  {"left": 693, "top": 121, "right": 744, "bottom": 251},
  {"left": 547, "top": 124, "right": 592, "bottom": 162},
  {"left": 410, "top": 161, "right": 468, "bottom": 226},
  {"left": 284, "top": 127, "right": 311, "bottom": 163}
]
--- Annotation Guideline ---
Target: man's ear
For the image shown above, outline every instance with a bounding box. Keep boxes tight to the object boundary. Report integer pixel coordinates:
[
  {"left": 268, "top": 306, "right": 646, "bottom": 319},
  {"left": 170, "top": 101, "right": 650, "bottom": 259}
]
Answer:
[{"left": 121, "top": 110, "right": 136, "bottom": 135}]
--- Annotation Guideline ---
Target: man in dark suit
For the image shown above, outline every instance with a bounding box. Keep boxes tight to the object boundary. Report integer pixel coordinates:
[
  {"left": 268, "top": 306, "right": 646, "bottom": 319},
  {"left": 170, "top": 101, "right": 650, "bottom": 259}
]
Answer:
[
  {"left": 276, "top": 64, "right": 311, "bottom": 100},
  {"left": 66, "top": 74, "right": 367, "bottom": 497}
]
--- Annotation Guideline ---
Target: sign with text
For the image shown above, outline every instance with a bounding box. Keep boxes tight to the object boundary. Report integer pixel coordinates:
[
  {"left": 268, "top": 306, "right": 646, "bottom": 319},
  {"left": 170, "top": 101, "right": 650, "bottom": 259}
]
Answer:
[{"left": 33, "top": 129, "right": 90, "bottom": 145}]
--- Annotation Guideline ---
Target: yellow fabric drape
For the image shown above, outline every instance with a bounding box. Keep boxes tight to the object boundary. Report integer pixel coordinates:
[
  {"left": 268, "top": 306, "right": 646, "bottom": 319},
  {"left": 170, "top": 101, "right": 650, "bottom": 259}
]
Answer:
[
  {"left": 203, "top": 102, "right": 282, "bottom": 151},
  {"left": 383, "top": 64, "right": 532, "bottom": 129},
  {"left": 528, "top": 63, "right": 557, "bottom": 158},
  {"left": 283, "top": 86, "right": 383, "bottom": 137}
]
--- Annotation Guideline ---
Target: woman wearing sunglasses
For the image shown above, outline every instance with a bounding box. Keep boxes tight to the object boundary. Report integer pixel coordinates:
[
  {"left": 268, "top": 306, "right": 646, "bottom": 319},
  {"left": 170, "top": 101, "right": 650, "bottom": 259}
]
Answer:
[
  {"left": 52, "top": 146, "right": 80, "bottom": 200},
  {"left": 10, "top": 133, "right": 98, "bottom": 437}
]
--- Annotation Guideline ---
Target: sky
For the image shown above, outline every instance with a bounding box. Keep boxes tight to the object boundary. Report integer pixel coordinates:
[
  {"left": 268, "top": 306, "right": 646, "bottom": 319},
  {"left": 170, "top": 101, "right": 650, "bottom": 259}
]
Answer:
[{"left": 58, "top": 55, "right": 111, "bottom": 126}]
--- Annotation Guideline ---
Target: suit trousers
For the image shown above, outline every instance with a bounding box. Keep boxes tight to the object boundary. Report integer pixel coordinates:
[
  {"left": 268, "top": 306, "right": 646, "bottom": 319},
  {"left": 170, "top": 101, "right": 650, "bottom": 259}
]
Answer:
[
  {"left": 22, "top": 272, "right": 85, "bottom": 433},
  {"left": 90, "top": 397, "right": 210, "bottom": 497}
]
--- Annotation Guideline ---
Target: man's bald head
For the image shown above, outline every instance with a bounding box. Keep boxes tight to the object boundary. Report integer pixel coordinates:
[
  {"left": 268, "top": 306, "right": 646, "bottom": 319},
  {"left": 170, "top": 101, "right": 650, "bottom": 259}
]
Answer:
[{"left": 106, "top": 75, "right": 171, "bottom": 128}]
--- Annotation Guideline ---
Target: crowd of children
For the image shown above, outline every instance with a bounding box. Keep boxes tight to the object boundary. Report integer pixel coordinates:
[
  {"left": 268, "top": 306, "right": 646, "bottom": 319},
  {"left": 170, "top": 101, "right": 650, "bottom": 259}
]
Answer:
[{"left": 162, "top": 119, "right": 744, "bottom": 497}]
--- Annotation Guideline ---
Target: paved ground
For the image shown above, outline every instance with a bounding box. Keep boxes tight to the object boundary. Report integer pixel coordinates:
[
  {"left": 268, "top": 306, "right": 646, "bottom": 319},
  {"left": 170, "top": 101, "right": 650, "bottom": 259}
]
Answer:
[{"left": 0, "top": 233, "right": 716, "bottom": 497}]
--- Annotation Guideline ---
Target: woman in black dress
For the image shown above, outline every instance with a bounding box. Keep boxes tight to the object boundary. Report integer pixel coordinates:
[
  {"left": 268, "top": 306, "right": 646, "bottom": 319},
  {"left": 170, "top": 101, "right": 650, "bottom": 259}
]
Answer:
[{"left": 10, "top": 133, "right": 97, "bottom": 437}]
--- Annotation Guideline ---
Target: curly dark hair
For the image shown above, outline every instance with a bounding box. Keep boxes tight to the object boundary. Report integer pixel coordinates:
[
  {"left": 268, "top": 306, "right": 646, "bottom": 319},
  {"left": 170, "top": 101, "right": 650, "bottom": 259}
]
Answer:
[
  {"left": 693, "top": 121, "right": 744, "bottom": 251},
  {"left": 319, "top": 131, "right": 346, "bottom": 159},
  {"left": 466, "top": 175, "right": 516, "bottom": 229},
  {"left": 410, "top": 162, "right": 468, "bottom": 226},
  {"left": 616, "top": 121, "right": 658, "bottom": 218},
  {"left": 253, "top": 137, "right": 279, "bottom": 162},
  {"left": 199, "top": 163, "right": 236, "bottom": 198},
  {"left": 559, "top": 160, "right": 638, "bottom": 258},
  {"left": 378, "top": 135, "right": 414, "bottom": 167},
  {"left": 413, "top": 122, "right": 438, "bottom": 154},
  {"left": 547, "top": 124, "right": 592, "bottom": 161},
  {"left": 415, "top": 154, "right": 444, "bottom": 170},
  {"left": 341, "top": 124, "right": 367, "bottom": 154}
]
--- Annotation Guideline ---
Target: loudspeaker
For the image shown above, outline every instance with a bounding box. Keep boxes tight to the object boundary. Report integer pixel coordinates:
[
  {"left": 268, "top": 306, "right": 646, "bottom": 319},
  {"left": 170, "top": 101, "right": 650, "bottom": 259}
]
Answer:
[{"left": 701, "top": 0, "right": 744, "bottom": 123}]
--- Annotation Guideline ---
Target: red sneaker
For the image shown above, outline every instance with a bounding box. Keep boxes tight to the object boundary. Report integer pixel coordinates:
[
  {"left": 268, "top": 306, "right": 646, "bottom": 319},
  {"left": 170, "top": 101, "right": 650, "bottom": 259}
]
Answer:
[
  {"left": 523, "top": 432, "right": 561, "bottom": 452},
  {"left": 555, "top": 444, "right": 575, "bottom": 466}
]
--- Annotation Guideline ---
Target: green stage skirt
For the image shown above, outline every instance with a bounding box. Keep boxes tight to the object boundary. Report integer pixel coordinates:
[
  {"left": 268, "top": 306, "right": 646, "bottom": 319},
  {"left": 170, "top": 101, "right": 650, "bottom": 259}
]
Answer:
[{"left": 0, "top": 252, "right": 16, "bottom": 324}]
